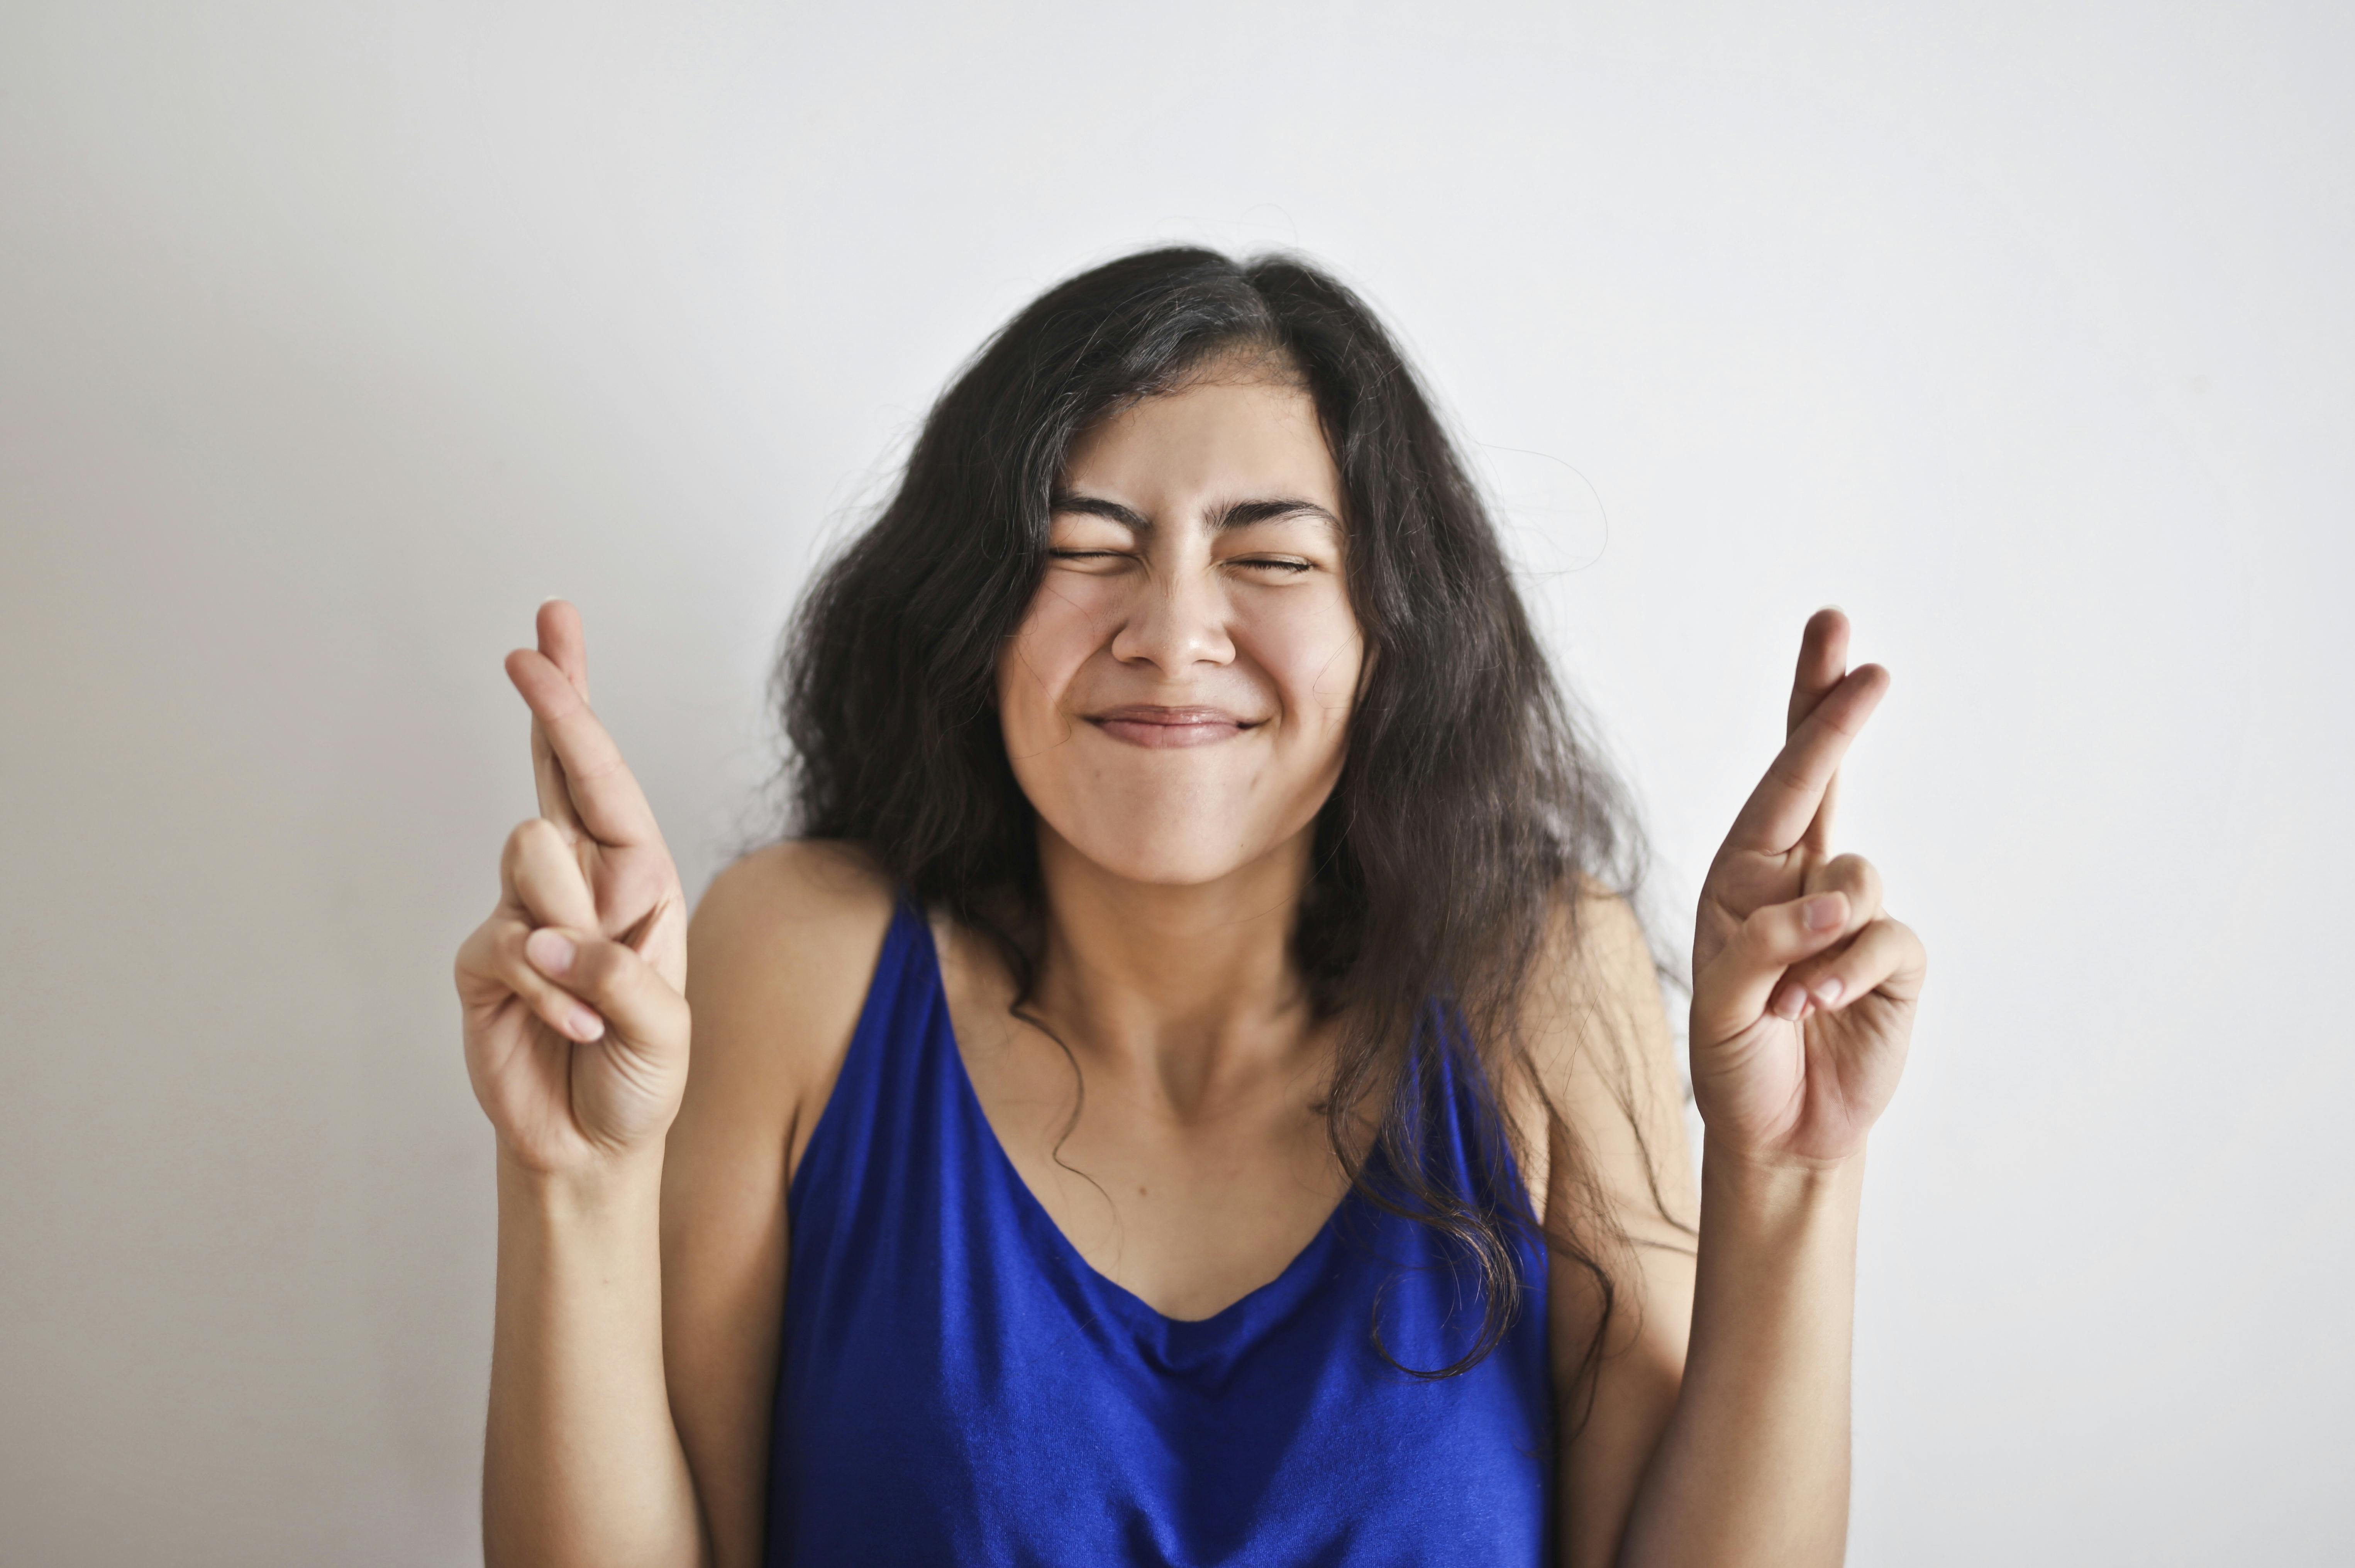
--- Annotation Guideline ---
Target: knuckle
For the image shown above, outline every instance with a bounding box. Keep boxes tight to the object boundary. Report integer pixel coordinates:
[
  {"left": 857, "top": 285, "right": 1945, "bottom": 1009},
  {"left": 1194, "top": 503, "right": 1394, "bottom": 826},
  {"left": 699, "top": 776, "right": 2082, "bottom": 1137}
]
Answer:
[
  {"left": 1764, "top": 755, "right": 1813, "bottom": 795},
  {"left": 1824, "top": 853, "right": 1877, "bottom": 892},
  {"left": 493, "top": 923, "right": 544, "bottom": 984},
  {"left": 462, "top": 921, "right": 538, "bottom": 1003},
  {"left": 1851, "top": 920, "right": 1917, "bottom": 977},
  {"left": 567, "top": 938, "right": 634, "bottom": 1002},
  {"left": 516, "top": 816, "right": 567, "bottom": 865},
  {"left": 460, "top": 915, "right": 509, "bottom": 969},
  {"left": 500, "top": 819, "right": 553, "bottom": 882},
  {"left": 1739, "top": 903, "right": 1794, "bottom": 956}
]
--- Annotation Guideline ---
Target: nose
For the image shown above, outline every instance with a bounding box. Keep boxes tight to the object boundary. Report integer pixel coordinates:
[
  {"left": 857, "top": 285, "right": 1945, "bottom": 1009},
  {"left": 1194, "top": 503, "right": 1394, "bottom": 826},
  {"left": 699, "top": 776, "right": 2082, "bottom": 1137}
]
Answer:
[{"left": 1108, "top": 562, "right": 1235, "bottom": 675}]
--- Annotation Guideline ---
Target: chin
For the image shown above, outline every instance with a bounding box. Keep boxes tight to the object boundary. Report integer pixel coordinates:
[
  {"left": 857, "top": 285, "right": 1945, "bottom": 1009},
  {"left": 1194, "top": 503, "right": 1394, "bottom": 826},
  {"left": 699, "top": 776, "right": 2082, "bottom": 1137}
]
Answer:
[{"left": 1054, "top": 810, "right": 1282, "bottom": 888}]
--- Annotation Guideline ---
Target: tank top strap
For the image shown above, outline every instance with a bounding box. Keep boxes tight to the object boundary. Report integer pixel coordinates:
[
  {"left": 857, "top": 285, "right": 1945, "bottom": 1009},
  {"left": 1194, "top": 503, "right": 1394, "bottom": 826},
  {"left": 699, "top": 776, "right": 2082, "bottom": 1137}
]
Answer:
[
  {"left": 1404, "top": 999, "right": 1544, "bottom": 1230},
  {"left": 769, "top": 897, "right": 1555, "bottom": 1567},
  {"left": 784, "top": 895, "right": 948, "bottom": 1238}
]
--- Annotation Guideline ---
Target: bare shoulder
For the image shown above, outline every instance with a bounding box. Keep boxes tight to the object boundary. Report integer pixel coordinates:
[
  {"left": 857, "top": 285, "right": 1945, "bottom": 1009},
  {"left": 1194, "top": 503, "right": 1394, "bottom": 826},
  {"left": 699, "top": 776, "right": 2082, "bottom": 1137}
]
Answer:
[
  {"left": 683, "top": 838, "right": 898, "bottom": 1170},
  {"left": 1518, "top": 881, "right": 1699, "bottom": 1561},
  {"left": 1520, "top": 877, "right": 1667, "bottom": 1075},
  {"left": 691, "top": 837, "right": 898, "bottom": 967},
  {"left": 659, "top": 843, "right": 897, "bottom": 1562},
  {"left": 1520, "top": 877, "right": 1696, "bottom": 1236},
  {"left": 693, "top": 835, "right": 897, "bottom": 945},
  {"left": 1536, "top": 877, "right": 1660, "bottom": 1019}
]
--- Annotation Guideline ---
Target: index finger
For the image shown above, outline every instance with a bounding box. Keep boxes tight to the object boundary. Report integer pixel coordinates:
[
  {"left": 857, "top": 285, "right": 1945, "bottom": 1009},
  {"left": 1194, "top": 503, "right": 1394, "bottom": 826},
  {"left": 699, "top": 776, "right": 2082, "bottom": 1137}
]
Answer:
[
  {"left": 524, "top": 601, "right": 590, "bottom": 839},
  {"left": 505, "top": 647, "right": 663, "bottom": 849},
  {"left": 1786, "top": 608, "right": 1849, "bottom": 738},
  {"left": 536, "top": 599, "right": 589, "bottom": 700},
  {"left": 1725, "top": 662, "right": 1889, "bottom": 856},
  {"left": 1786, "top": 608, "right": 1852, "bottom": 852}
]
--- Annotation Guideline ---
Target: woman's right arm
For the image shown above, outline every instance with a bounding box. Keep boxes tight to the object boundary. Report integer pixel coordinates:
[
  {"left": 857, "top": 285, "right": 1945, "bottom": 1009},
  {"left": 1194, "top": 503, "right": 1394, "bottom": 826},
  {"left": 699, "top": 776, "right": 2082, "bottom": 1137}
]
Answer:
[
  {"left": 456, "top": 601, "right": 702, "bottom": 1566},
  {"left": 457, "top": 600, "right": 710, "bottom": 1567},
  {"left": 456, "top": 603, "right": 887, "bottom": 1567},
  {"left": 487, "top": 1141, "right": 696, "bottom": 1566}
]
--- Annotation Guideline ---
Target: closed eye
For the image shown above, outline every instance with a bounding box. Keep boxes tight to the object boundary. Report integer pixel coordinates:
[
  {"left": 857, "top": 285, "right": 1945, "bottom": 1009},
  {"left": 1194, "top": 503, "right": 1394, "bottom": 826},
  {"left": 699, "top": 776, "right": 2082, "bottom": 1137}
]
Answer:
[{"left": 1047, "top": 549, "right": 1315, "bottom": 574}]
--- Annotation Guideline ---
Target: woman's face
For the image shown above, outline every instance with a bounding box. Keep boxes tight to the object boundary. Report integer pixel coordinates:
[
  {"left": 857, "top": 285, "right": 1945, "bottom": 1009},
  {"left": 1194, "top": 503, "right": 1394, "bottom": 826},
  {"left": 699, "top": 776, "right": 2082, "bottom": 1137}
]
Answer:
[{"left": 996, "top": 364, "right": 1364, "bottom": 889}]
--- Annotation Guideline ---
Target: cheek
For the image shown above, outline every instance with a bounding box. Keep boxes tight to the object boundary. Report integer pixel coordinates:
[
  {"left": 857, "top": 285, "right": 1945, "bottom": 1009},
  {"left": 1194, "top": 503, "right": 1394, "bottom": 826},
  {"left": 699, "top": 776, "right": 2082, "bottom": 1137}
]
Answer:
[
  {"left": 1245, "top": 597, "right": 1365, "bottom": 734},
  {"left": 997, "top": 578, "right": 1113, "bottom": 733}
]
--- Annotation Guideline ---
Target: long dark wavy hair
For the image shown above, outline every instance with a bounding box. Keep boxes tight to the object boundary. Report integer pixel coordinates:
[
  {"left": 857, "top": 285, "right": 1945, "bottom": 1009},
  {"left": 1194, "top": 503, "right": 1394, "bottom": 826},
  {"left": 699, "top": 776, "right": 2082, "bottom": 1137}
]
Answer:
[{"left": 779, "top": 246, "right": 1675, "bottom": 1394}]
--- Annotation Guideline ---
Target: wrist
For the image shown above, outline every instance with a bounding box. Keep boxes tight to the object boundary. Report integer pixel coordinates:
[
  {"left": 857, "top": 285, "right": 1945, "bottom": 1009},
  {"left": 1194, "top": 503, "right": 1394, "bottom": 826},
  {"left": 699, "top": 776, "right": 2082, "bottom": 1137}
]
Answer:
[
  {"left": 496, "top": 1141, "right": 666, "bottom": 1219},
  {"left": 1701, "top": 1132, "right": 1866, "bottom": 1211}
]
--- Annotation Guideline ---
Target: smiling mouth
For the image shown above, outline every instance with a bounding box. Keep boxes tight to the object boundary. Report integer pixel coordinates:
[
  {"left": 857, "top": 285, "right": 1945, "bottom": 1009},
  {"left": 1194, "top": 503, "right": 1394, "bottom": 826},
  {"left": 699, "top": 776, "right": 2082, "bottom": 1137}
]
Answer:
[{"left": 1084, "top": 705, "right": 1262, "bottom": 749}]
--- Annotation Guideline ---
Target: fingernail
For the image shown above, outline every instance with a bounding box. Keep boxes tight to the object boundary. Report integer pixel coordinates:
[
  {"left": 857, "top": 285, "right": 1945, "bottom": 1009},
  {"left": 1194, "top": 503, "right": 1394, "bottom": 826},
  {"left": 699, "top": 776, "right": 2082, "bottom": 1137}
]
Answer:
[
  {"left": 567, "top": 1004, "right": 605, "bottom": 1042},
  {"left": 526, "top": 928, "right": 575, "bottom": 976},
  {"left": 1802, "top": 895, "right": 1844, "bottom": 931},
  {"left": 1813, "top": 976, "right": 1845, "bottom": 1006},
  {"left": 1772, "top": 979, "right": 1807, "bottom": 1019}
]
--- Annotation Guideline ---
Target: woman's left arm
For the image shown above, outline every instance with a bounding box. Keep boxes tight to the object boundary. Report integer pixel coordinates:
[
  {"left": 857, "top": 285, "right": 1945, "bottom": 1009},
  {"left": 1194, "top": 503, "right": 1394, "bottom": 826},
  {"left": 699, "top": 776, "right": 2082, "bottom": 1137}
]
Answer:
[{"left": 1545, "top": 609, "right": 1927, "bottom": 1568}]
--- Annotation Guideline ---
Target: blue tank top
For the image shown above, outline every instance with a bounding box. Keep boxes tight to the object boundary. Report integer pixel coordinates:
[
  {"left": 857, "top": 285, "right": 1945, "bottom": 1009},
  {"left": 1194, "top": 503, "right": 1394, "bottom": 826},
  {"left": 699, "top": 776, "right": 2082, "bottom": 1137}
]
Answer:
[{"left": 765, "top": 900, "right": 1554, "bottom": 1566}]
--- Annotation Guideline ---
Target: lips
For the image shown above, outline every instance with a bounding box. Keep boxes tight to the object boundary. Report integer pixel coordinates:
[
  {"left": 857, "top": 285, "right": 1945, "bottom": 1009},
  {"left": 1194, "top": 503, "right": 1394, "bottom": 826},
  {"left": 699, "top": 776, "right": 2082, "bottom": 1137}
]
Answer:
[{"left": 1084, "top": 704, "right": 1262, "bottom": 749}]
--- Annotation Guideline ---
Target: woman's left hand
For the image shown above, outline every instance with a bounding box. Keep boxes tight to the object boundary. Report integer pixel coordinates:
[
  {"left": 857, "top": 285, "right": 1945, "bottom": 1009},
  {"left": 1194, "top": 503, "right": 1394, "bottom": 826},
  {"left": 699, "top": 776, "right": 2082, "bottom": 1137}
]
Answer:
[{"left": 1688, "top": 609, "right": 1928, "bottom": 1168}]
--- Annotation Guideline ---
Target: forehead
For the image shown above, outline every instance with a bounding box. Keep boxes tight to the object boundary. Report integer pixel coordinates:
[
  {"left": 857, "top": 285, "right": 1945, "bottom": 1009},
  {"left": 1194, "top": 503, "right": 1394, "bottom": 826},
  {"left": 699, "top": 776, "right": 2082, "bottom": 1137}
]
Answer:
[{"left": 1061, "top": 374, "right": 1341, "bottom": 511}]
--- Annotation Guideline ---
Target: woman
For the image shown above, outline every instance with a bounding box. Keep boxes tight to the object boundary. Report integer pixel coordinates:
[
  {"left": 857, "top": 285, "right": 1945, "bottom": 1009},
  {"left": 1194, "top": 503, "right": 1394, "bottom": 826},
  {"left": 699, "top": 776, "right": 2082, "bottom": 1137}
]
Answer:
[{"left": 457, "top": 248, "right": 1925, "bottom": 1567}]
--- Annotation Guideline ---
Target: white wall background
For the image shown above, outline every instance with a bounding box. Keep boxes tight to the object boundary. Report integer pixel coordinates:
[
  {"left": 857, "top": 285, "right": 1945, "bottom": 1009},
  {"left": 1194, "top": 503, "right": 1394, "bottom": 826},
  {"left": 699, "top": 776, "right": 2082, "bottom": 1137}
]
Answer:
[{"left": 3, "top": 1, "right": 2347, "bottom": 1561}]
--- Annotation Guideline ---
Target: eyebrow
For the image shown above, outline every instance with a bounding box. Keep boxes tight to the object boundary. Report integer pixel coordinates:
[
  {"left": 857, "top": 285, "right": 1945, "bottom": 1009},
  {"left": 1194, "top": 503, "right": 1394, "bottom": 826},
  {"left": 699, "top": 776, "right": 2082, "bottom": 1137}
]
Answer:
[{"left": 1049, "top": 491, "right": 1342, "bottom": 533}]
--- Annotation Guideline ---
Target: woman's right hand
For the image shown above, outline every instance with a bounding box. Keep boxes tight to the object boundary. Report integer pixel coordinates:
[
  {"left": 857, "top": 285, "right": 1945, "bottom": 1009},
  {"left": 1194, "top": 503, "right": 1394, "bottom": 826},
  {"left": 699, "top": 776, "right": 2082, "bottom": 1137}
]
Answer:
[{"left": 455, "top": 600, "right": 691, "bottom": 1178}]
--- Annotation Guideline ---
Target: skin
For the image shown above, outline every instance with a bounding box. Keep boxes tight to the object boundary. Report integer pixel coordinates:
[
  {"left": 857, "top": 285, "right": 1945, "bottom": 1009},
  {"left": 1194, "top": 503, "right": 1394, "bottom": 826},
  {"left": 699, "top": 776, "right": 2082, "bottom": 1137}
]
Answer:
[
  {"left": 968, "top": 366, "right": 1368, "bottom": 1320},
  {"left": 458, "top": 362, "right": 1926, "bottom": 1567}
]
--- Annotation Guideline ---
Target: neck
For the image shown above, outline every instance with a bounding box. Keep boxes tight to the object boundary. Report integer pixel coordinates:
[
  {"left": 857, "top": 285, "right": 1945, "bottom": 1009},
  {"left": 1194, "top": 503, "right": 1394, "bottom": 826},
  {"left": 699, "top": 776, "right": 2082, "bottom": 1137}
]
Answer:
[{"left": 1028, "top": 822, "right": 1322, "bottom": 1117}]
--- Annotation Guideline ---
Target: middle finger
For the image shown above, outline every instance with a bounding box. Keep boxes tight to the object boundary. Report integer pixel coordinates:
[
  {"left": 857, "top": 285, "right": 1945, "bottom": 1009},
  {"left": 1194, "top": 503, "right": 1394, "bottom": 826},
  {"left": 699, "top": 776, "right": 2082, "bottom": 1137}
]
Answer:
[{"left": 1723, "top": 664, "right": 1889, "bottom": 855}]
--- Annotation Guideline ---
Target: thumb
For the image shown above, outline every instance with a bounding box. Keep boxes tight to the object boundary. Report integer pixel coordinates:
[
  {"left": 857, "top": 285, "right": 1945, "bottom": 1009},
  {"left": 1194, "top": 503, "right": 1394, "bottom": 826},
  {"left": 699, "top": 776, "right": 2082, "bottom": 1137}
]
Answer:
[
  {"left": 522, "top": 926, "right": 689, "bottom": 1055},
  {"left": 1692, "top": 892, "right": 1850, "bottom": 1044}
]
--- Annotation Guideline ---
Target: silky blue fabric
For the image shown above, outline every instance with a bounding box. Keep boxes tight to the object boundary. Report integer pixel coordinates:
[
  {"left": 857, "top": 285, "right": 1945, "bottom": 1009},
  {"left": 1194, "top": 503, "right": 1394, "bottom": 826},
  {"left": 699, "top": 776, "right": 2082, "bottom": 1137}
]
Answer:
[{"left": 765, "top": 900, "right": 1553, "bottom": 1566}]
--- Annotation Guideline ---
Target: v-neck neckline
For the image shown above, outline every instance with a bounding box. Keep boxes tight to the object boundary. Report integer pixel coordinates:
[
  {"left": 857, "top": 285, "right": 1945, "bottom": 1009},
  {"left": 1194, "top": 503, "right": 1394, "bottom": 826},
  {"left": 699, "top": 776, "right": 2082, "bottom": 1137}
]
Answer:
[{"left": 912, "top": 903, "right": 1355, "bottom": 1334}]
